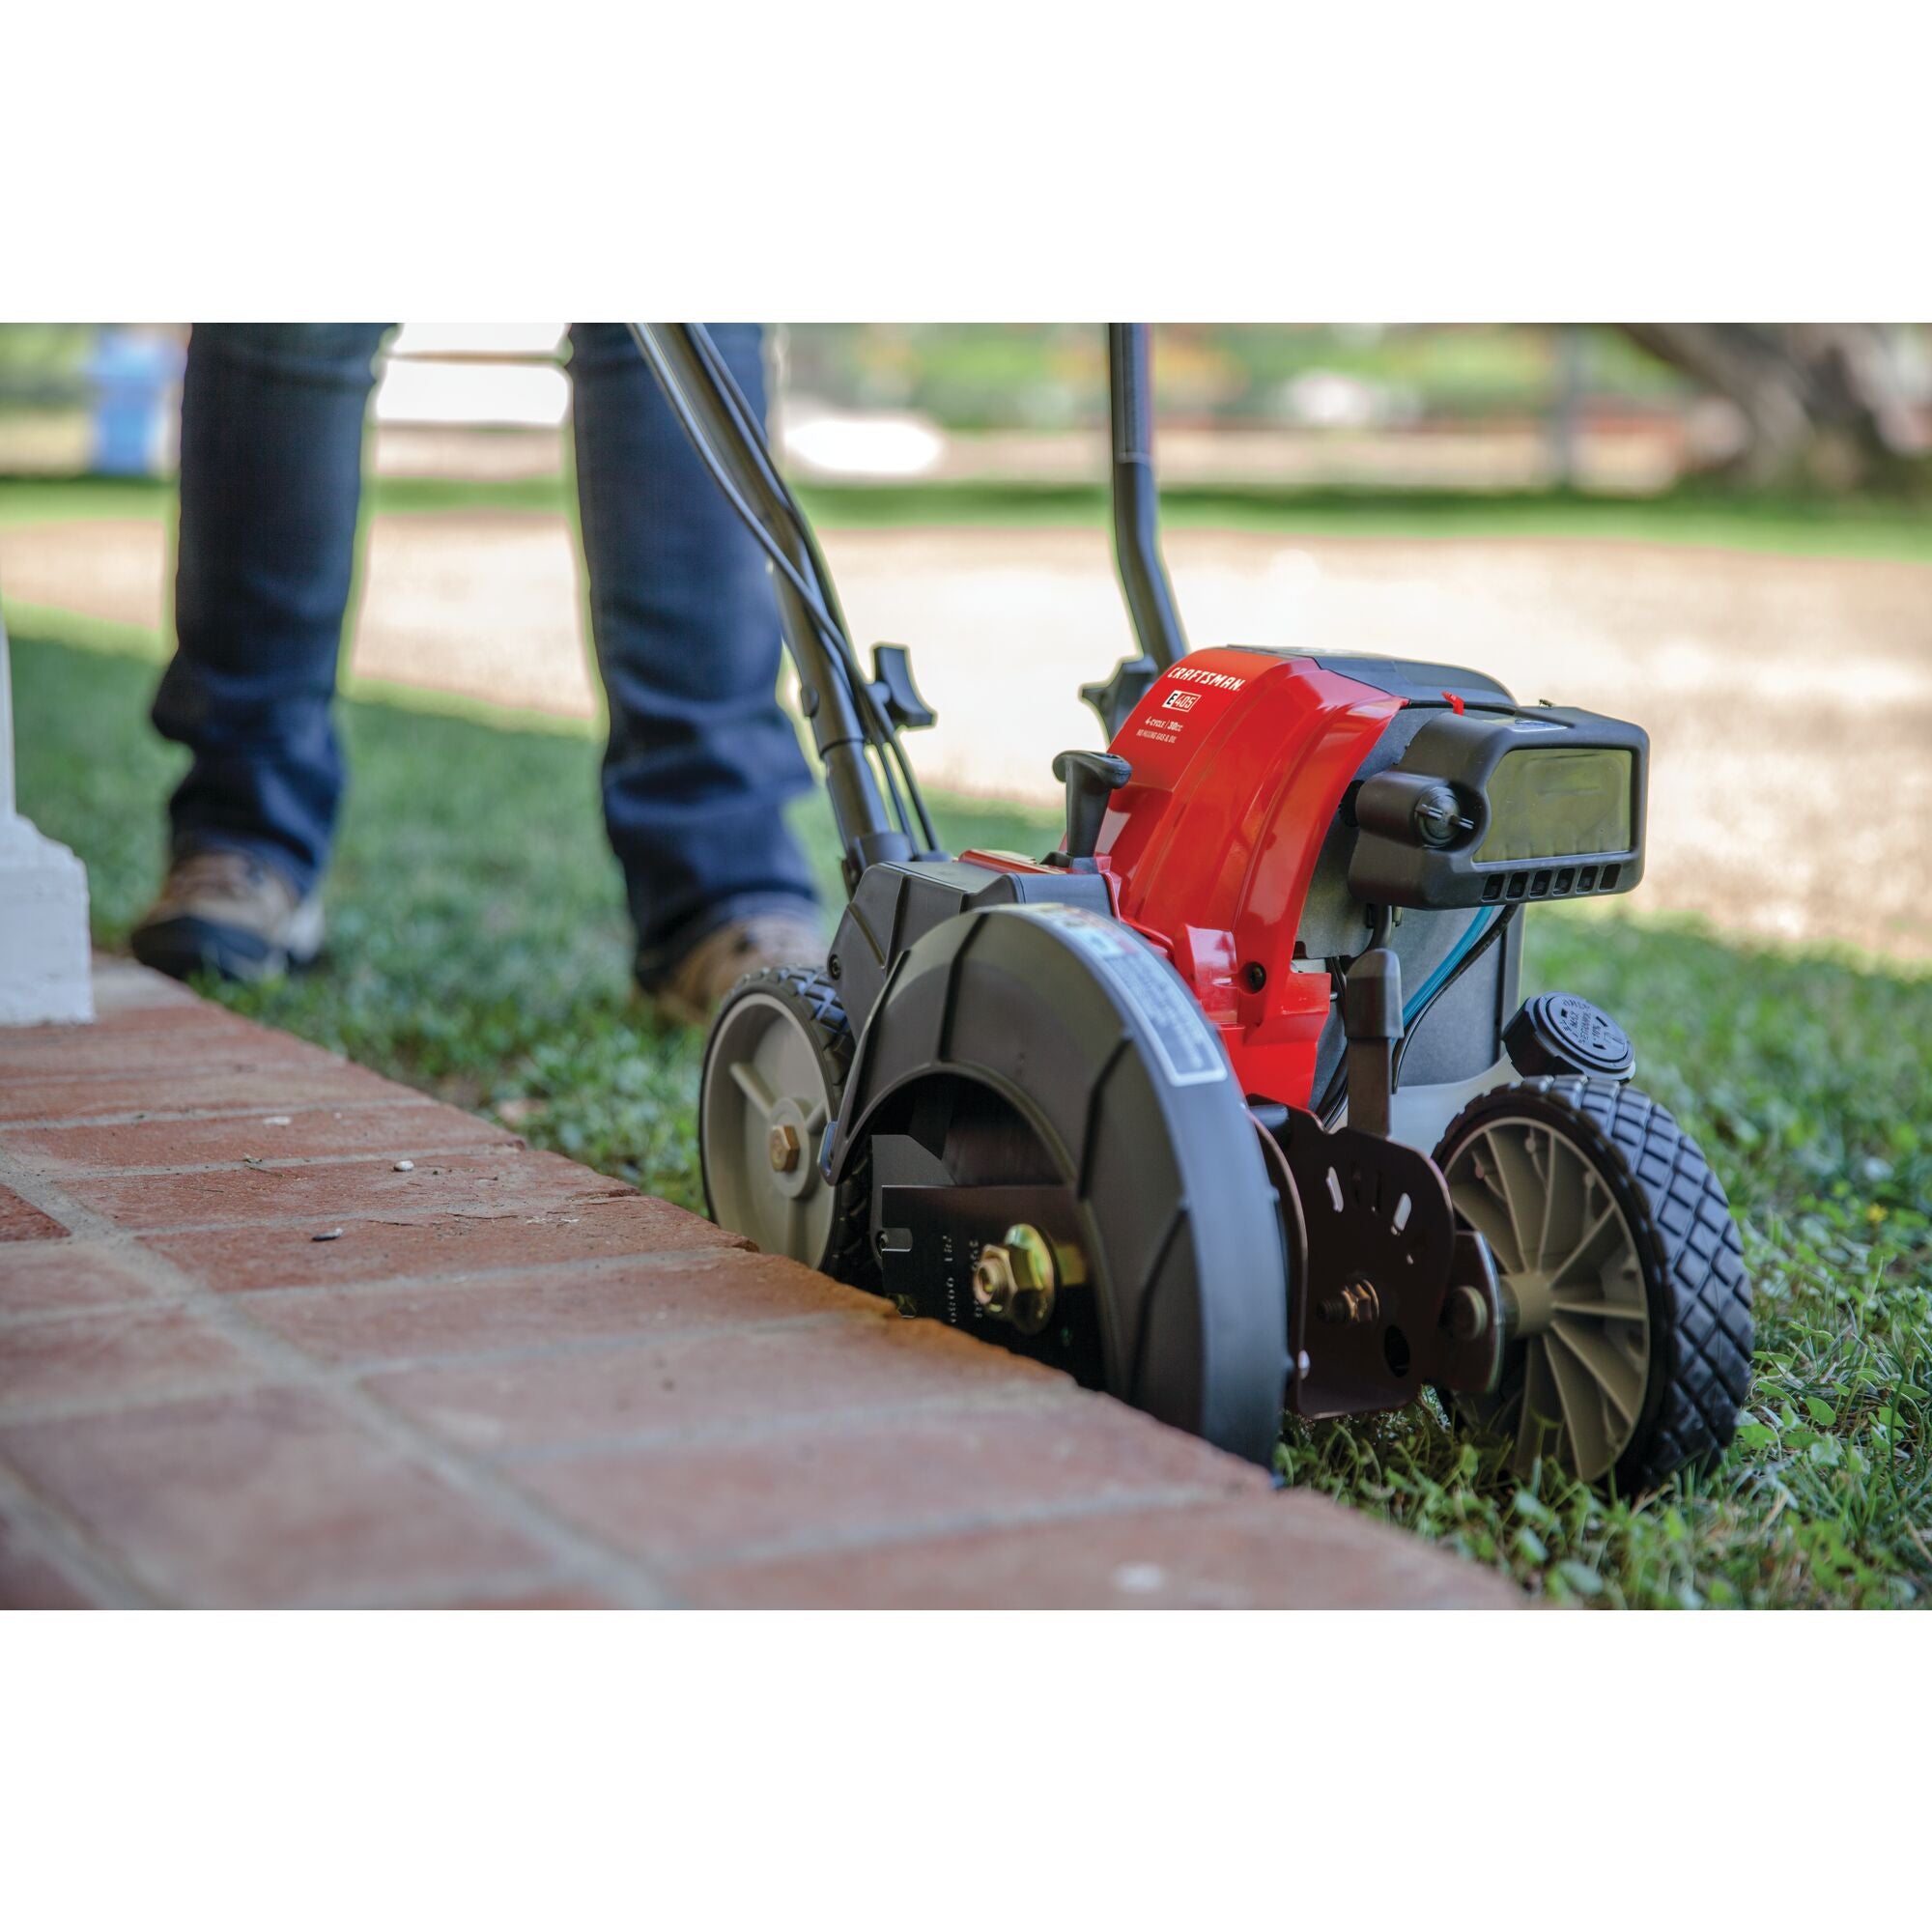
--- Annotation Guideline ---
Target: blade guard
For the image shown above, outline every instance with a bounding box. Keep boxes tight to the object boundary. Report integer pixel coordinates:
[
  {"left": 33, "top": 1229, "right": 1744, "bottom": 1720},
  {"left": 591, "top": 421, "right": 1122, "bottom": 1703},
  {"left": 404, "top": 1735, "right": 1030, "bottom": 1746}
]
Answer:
[{"left": 828, "top": 900, "right": 1291, "bottom": 1463}]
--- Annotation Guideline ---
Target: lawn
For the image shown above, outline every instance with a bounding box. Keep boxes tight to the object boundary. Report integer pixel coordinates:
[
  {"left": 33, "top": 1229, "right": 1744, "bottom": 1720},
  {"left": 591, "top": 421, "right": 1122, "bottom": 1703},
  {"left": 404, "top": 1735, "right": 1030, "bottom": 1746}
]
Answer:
[
  {"left": 11, "top": 618, "right": 1930, "bottom": 1609},
  {"left": 8, "top": 470, "right": 1932, "bottom": 567}
]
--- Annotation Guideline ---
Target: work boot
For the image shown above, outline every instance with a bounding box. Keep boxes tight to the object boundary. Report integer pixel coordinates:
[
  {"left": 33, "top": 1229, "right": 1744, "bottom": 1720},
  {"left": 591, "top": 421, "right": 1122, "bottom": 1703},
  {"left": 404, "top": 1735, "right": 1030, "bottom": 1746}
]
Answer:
[
  {"left": 130, "top": 848, "right": 325, "bottom": 983},
  {"left": 643, "top": 909, "right": 825, "bottom": 1028}
]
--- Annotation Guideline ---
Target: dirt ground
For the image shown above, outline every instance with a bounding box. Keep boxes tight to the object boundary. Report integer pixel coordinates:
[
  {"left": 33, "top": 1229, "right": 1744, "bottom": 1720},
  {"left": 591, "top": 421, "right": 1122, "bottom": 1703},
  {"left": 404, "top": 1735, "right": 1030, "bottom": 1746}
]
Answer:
[{"left": 5, "top": 512, "right": 1929, "bottom": 960}]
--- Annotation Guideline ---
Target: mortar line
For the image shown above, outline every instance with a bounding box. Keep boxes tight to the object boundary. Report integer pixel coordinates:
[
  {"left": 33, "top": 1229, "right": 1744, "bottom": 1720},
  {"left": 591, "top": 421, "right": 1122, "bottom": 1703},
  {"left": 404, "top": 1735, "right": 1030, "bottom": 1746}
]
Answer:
[
  {"left": 210, "top": 1242, "right": 758, "bottom": 1301},
  {"left": 61, "top": 1190, "right": 643, "bottom": 1239},
  {"left": 0, "top": 1051, "right": 378, "bottom": 1090},
  {"left": 0, "top": 1095, "right": 450, "bottom": 1132},
  {"left": 0, "top": 1453, "right": 166, "bottom": 1608},
  {"left": 1, "top": 1140, "right": 527, "bottom": 1181}
]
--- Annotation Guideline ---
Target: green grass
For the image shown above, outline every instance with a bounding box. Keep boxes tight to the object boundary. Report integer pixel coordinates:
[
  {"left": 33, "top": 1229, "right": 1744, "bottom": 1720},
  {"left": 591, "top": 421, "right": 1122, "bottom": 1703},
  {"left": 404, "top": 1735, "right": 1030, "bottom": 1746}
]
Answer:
[
  {"left": 806, "top": 481, "right": 1932, "bottom": 566},
  {"left": 6, "top": 471, "right": 1932, "bottom": 567},
  {"left": 11, "top": 619, "right": 1930, "bottom": 1609}
]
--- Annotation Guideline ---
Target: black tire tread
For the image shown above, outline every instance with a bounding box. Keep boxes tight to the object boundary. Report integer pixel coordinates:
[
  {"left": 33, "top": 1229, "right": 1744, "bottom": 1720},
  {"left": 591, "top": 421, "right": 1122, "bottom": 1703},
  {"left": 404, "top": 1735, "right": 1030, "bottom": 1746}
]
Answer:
[{"left": 1437, "top": 1075, "right": 1752, "bottom": 1492}]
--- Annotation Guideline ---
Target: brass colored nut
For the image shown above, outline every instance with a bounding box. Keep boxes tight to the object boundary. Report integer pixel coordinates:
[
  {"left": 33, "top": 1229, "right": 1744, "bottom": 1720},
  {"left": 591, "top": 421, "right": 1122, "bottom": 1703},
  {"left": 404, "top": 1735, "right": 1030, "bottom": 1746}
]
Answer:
[
  {"left": 973, "top": 1245, "right": 1016, "bottom": 1316},
  {"left": 973, "top": 1224, "right": 1062, "bottom": 1337},
  {"left": 767, "top": 1122, "right": 802, "bottom": 1173}
]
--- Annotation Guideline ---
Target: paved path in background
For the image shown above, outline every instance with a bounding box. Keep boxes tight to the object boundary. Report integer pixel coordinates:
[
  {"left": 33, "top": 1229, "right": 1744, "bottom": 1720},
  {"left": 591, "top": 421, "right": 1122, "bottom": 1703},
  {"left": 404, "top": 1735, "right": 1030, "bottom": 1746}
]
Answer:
[
  {"left": 5, "top": 514, "right": 1929, "bottom": 959},
  {"left": 0, "top": 959, "right": 1519, "bottom": 1609}
]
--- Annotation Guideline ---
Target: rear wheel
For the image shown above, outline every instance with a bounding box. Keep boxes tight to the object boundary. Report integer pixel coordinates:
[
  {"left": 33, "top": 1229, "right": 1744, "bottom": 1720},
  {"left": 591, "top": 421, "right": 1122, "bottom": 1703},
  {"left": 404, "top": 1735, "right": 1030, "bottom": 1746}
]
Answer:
[
  {"left": 1435, "top": 1077, "right": 1751, "bottom": 1492},
  {"left": 699, "top": 967, "right": 874, "bottom": 1284}
]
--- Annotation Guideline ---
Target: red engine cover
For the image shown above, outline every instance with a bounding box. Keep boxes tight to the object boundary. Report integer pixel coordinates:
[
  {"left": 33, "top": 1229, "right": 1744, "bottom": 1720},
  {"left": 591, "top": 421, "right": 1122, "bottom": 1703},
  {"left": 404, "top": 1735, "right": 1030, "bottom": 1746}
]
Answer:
[{"left": 1094, "top": 648, "right": 1403, "bottom": 1106}]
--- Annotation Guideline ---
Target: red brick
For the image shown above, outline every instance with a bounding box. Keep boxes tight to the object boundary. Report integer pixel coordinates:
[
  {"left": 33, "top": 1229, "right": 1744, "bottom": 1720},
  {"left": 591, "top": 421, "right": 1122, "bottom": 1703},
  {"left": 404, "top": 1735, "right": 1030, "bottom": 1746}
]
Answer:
[
  {"left": 243, "top": 1249, "right": 873, "bottom": 1367},
  {"left": 0, "top": 1184, "right": 68, "bottom": 1243},
  {"left": 0, "top": 1509, "right": 96, "bottom": 1608},
  {"left": 148, "top": 1193, "right": 746, "bottom": 1293},
  {"left": 372, "top": 1303, "right": 1064, "bottom": 1456},
  {"left": 0, "top": 999, "right": 212, "bottom": 1045},
  {"left": 0, "top": 1305, "right": 263, "bottom": 1420},
  {"left": 61, "top": 1146, "right": 619, "bottom": 1234},
  {"left": 0, "top": 1060, "right": 402, "bottom": 1124},
  {"left": 0, "top": 960, "right": 1519, "bottom": 1609},
  {"left": 88, "top": 958, "right": 199, "bottom": 1016},
  {"left": 0, "top": 1008, "right": 318, "bottom": 1079},
  {"left": 517, "top": 1392, "right": 1267, "bottom": 1568},
  {"left": 0, "top": 1385, "right": 544, "bottom": 1607},
  {"left": 2, "top": 1102, "right": 514, "bottom": 1178},
  {"left": 683, "top": 1492, "right": 1526, "bottom": 1609},
  {"left": 0, "top": 1240, "right": 165, "bottom": 1318}
]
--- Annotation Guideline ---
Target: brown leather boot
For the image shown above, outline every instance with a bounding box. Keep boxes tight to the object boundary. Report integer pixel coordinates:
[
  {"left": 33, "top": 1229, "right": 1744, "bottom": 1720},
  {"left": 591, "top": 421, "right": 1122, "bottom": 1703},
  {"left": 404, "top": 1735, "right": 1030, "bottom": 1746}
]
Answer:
[
  {"left": 130, "top": 849, "right": 324, "bottom": 983},
  {"left": 643, "top": 910, "right": 825, "bottom": 1027}
]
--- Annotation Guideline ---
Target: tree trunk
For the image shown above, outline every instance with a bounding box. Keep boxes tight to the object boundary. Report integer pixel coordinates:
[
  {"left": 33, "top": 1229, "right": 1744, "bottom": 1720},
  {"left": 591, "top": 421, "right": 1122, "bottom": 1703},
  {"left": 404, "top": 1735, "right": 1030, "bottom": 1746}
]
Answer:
[{"left": 1619, "top": 324, "right": 1927, "bottom": 489}]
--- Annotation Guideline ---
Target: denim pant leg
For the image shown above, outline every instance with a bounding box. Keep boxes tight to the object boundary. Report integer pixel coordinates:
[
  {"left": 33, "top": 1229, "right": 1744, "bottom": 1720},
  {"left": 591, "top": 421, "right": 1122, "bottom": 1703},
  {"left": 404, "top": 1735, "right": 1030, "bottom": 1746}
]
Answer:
[
  {"left": 154, "top": 322, "right": 391, "bottom": 895},
  {"left": 567, "top": 323, "right": 818, "bottom": 982}
]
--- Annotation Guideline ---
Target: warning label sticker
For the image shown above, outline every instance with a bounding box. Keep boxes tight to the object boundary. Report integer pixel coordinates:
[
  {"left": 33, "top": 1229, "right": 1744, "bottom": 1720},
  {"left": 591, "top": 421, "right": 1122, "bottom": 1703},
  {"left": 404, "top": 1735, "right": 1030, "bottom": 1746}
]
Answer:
[{"left": 1022, "top": 904, "right": 1229, "bottom": 1088}]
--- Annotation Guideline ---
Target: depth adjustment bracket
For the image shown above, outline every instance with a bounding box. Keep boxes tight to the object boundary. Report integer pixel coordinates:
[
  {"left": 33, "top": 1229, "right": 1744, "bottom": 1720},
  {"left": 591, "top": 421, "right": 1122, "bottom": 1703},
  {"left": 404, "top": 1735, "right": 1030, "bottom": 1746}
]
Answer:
[
  {"left": 1343, "top": 947, "right": 1404, "bottom": 1138},
  {"left": 1269, "top": 1106, "right": 1507, "bottom": 1417}
]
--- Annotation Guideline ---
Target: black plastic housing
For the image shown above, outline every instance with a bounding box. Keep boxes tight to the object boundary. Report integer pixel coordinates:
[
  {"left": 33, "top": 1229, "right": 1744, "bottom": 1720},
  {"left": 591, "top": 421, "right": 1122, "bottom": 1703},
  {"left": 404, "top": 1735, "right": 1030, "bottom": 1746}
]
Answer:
[
  {"left": 827, "top": 859, "right": 1112, "bottom": 1038},
  {"left": 1348, "top": 706, "right": 1649, "bottom": 911}
]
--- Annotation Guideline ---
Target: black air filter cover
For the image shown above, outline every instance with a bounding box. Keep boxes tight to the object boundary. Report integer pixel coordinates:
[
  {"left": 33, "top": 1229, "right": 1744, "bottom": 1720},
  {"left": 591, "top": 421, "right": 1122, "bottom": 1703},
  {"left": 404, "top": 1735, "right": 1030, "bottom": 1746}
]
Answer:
[{"left": 1504, "top": 992, "right": 1635, "bottom": 1082}]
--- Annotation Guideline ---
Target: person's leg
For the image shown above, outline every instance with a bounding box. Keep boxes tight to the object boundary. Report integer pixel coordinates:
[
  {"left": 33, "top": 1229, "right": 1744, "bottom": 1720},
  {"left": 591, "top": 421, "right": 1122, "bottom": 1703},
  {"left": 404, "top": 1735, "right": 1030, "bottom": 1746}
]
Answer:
[
  {"left": 135, "top": 323, "right": 390, "bottom": 980},
  {"left": 155, "top": 322, "right": 390, "bottom": 895},
  {"left": 566, "top": 323, "right": 818, "bottom": 996}
]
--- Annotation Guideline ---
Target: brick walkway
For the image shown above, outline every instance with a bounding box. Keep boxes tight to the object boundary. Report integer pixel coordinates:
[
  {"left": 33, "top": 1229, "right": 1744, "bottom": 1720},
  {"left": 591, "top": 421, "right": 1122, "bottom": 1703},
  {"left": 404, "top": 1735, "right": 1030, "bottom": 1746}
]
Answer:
[{"left": 0, "top": 959, "right": 1520, "bottom": 1609}]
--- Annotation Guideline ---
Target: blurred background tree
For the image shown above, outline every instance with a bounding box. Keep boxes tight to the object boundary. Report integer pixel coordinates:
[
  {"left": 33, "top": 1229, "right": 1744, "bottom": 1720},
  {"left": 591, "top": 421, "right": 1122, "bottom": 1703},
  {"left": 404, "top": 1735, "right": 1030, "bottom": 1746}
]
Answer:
[{"left": 1617, "top": 325, "right": 1929, "bottom": 489}]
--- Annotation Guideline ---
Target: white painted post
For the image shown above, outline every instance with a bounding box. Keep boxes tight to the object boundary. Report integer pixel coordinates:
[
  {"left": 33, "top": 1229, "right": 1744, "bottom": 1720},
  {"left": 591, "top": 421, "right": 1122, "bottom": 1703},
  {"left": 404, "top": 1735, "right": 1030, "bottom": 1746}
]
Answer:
[{"left": 0, "top": 608, "right": 94, "bottom": 1024}]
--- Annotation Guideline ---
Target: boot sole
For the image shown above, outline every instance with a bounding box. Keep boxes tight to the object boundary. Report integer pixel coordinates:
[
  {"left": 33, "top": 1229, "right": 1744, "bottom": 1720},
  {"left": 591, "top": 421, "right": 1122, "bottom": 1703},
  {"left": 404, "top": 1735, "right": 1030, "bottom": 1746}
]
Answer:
[{"left": 131, "top": 916, "right": 321, "bottom": 986}]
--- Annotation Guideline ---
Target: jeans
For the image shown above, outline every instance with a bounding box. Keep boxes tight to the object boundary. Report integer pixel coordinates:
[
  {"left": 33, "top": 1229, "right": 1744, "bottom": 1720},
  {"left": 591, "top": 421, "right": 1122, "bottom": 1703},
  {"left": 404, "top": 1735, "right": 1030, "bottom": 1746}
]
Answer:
[{"left": 153, "top": 322, "right": 818, "bottom": 981}]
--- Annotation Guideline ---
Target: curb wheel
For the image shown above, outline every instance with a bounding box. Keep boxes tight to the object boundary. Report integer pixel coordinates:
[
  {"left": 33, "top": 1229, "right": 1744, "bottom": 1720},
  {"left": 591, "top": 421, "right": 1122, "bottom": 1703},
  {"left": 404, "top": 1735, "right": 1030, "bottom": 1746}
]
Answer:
[
  {"left": 1434, "top": 1077, "right": 1752, "bottom": 1492},
  {"left": 699, "top": 967, "right": 875, "bottom": 1286}
]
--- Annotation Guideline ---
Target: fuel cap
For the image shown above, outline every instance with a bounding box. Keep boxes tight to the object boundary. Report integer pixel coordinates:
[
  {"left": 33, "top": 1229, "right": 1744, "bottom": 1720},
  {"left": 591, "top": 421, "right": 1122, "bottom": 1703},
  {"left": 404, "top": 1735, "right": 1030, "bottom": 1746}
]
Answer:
[{"left": 1504, "top": 992, "right": 1635, "bottom": 1082}]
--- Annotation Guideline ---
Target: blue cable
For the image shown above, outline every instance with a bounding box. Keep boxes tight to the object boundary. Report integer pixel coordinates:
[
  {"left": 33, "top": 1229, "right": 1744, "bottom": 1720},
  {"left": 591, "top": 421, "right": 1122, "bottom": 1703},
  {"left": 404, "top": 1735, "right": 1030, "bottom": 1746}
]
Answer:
[{"left": 1403, "top": 904, "right": 1502, "bottom": 1028}]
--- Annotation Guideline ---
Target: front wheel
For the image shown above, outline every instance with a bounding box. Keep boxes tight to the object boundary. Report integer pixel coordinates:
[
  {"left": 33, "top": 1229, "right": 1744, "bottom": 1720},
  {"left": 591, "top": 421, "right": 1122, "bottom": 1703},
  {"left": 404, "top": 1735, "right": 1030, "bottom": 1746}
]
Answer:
[{"left": 1435, "top": 1077, "right": 1752, "bottom": 1492}]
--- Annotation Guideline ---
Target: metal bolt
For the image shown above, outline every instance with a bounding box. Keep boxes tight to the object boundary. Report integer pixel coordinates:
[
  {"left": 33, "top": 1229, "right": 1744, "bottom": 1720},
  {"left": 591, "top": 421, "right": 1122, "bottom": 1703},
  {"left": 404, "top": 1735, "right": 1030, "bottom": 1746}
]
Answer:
[
  {"left": 1318, "top": 1278, "right": 1382, "bottom": 1325},
  {"left": 1443, "top": 1282, "right": 1490, "bottom": 1342},
  {"left": 767, "top": 1122, "right": 802, "bottom": 1173}
]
